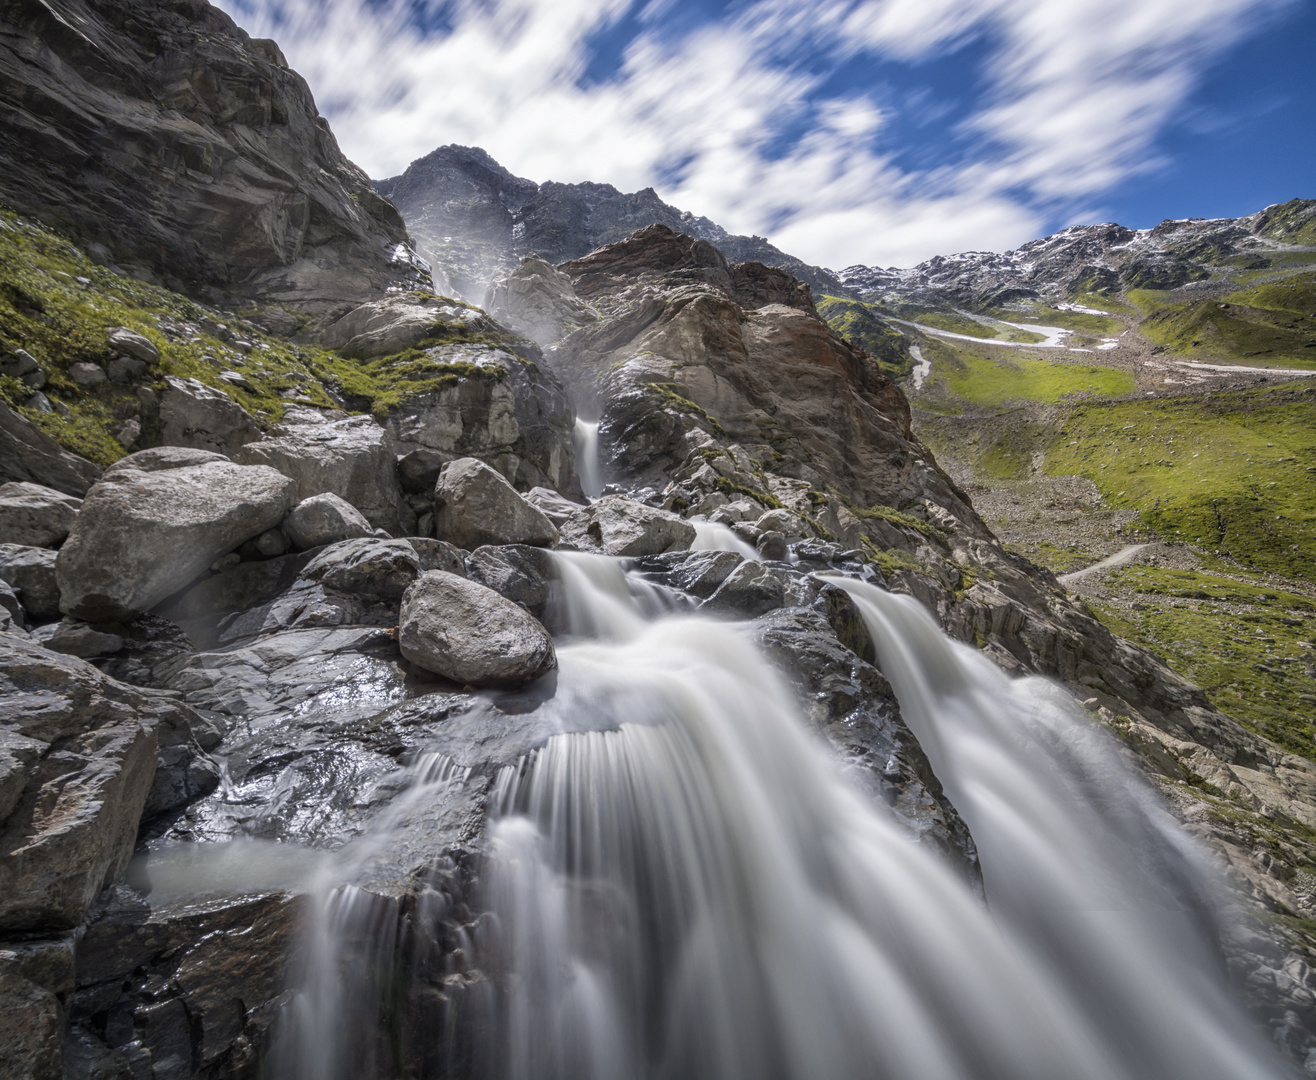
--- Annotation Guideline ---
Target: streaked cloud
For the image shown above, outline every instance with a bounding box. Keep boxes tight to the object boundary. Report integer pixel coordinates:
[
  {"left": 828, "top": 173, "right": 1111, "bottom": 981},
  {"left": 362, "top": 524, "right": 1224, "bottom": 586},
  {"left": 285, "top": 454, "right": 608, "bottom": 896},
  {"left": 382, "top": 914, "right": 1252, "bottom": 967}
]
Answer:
[{"left": 216, "top": 0, "right": 1293, "bottom": 268}]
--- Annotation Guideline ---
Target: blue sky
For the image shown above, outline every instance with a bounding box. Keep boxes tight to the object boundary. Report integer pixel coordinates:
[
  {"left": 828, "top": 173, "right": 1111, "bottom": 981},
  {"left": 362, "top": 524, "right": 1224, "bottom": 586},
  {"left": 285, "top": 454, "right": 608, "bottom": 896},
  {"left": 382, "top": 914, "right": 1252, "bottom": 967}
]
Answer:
[{"left": 217, "top": 0, "right": 1314, "bottom": 268}]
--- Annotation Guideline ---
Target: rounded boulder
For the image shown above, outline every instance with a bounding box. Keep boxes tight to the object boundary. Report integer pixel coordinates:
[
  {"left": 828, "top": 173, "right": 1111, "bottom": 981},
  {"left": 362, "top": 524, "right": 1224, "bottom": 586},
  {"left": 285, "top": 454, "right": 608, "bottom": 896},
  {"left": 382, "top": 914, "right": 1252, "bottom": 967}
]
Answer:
[{"left": 399, "top": 570, "right": 556, "bottom": 688}]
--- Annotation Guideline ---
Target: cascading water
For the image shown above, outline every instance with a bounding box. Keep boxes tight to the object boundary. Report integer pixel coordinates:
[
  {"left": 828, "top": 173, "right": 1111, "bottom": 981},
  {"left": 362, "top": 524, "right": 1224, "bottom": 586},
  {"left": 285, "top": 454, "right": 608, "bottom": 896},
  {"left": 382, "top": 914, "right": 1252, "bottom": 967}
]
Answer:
[
  {"left": 689, "top": 518, "right": 761, "bottom": 560},
  {"left": 268, "top": 556, "right": 1286, "bottom": 1080},
  {"left": 573, "top": 418, "right": 604, "bottom": 498}
]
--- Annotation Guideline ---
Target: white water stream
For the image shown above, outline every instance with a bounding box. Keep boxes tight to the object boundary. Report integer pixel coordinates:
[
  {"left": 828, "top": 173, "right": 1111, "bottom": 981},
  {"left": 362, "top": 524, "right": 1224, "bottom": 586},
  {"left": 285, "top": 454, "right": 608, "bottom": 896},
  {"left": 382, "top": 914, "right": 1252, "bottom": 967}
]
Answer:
[
  {"left": 266, "top": 556, "right": 1283, "bottom": 1080},
  {"left": 574, "top": 418, "right": 604, "bottom": 498}
]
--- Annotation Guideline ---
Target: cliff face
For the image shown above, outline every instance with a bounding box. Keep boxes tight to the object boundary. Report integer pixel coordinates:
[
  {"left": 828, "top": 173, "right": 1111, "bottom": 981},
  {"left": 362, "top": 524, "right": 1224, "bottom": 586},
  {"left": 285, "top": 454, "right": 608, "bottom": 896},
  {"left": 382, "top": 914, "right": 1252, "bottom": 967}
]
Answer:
[{"left": 0, "top": 0, "right": 429, "bottom": 330}]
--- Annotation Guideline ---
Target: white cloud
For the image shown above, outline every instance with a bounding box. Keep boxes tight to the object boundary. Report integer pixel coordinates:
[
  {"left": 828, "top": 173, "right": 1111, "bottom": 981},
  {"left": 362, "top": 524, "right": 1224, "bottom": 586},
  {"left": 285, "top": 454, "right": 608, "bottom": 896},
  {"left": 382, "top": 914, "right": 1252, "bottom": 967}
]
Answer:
[{"left": 215, "top": 0, "right": 1291, "bottom": 268}]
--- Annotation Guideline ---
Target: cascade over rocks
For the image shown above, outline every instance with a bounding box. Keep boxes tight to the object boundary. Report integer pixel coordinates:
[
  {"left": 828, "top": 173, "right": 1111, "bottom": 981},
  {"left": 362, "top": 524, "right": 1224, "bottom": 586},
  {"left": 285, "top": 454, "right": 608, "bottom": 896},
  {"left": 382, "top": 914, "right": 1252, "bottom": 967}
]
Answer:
[
  {"left": 56, "top": 447, "right": 296, "bottom": 621},
  {"left": 559, "top": 494, "right": 696, "bottom": 556},
  {"left": 236, "top": 414, "right": 412, "bottom": 535},
  {"left": 398, "top": 570, "right": 556, "bottom": 687},
  {"left": 0, "top": 482, "right": 82, "bottom": 548},
  {"left": 433, "top": 456, "right": 559, "bottom": 550}
]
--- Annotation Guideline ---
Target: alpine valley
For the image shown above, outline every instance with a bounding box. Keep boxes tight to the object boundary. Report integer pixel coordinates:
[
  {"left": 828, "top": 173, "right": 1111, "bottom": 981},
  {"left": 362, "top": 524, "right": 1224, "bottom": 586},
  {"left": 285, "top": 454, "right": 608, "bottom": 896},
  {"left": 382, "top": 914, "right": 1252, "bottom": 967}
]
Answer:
[{"left": 0, "top": 3, "right": 1314, "bottom": 1080}]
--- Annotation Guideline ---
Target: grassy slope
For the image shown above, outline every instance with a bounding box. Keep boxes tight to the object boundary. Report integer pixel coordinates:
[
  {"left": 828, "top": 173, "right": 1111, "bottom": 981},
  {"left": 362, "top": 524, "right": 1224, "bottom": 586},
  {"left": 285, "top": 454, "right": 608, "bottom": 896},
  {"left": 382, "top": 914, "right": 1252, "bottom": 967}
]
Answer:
[{"left": 0, "top": 208, "right": 523, "bottom": 460}]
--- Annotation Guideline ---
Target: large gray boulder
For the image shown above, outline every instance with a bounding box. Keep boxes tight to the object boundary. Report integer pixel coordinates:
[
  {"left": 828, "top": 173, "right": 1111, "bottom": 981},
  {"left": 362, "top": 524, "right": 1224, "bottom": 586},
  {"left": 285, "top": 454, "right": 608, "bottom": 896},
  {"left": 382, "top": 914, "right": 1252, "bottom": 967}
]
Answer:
[
  {"left": 559, "top": 495, "right": 696, "bottom": 557},
  {"left": 0, "top": 544, "right": 61, "bottom": 620},
  {"left": 236, "top": 415, "right": 412, "bottom": 535},
  {"left": 434, "top": 457, "right": 558, "bottom": 550},
  {"left": 318, "top": 294, "right": 500, "bottom": 359},
  {"left": 56, "top": 449, "right": 296, "bottom": 621},
  {"left": 399, "top": 571, "right": 556, "bottom": 688},
  {"left": 159, "top": 377, "right": 262, "bottom": 456},
  {"left": 0, "top": 638, "right": 172, "bottom": 931},
  {"left": 465, "top": 544, "right": 556, "bottom": 618},
  {"left": 282, "top": 492, "right": 372, "bottom": 550},
  {"left": 0, "top": 482, "right": 81, "bottom": 548},
  {"left": 301, "top": 538, "right": 422, "bottom": 601},
  {"left": 0, "top": 402, "right": 101, "bottom": 497}
]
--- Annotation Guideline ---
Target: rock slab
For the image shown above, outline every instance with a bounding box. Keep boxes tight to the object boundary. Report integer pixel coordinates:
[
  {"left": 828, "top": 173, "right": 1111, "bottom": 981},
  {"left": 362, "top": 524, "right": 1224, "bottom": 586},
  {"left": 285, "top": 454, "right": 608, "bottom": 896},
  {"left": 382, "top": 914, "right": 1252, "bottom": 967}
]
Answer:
[
  {"left": 434, "top": 456, "right": 558, "bottom": 550},
  {"left": 399, "top": 571, "right": 556, "bottom": 687},
  {"left": 559, "top": 495, "right": 695, "bottom": 557}
]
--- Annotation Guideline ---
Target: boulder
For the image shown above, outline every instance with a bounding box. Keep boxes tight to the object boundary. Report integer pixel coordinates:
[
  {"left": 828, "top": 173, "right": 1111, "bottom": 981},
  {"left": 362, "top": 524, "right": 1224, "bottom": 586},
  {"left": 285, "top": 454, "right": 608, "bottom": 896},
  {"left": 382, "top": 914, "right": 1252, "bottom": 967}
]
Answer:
[
  {"left": 68, "top": 362, "right": 107, "bottom": 388},
  {"left": 405, "top": 538, "right": 467, "bottom": 576},
  {"left": 282, "top": 493, "right": 373, "bottom": 550},
  {"left": 318, "top": 294, "right": 500, "bottom": 359},
  {"left": 0, "top": 638, "right": 171, "bottom": 931},
  {"left": 756, "top": 530, "right": 789, "bottom": 561},
  {"left": 0, "top": 544, "right": 61, "bottom": 620},
  {"left": 29, "top": 621, "right": 124, "bottom": 658},
  {"left": 465, "top": 544, "right": 556, "bottom": 617},
  {"left": 159, "top": 376, "right": 261, "bottom": 456},
  {"left": 702, "top": 561, "right": 809, "bottom": 617},
  {"left": 633, "top": 549, "right": 743, "bottom": 600},
  {"left": 559, "top": 495, "right": 696, "bottom": 557},
  {"left": 397, "top": 446, "right": 448, "bottom": 494},
  {"left": 106, "top": 327, "right": 160, "bottom": 364},
  {"left": 301, "top": 538, "right": 422, "bottom": 601},
  {"left": 236, "top": 415, "right": 412, "bottom": 535},
  {"left": 399, "top": 571, "right": 556, "bottom": 687},
  {"left": 523, "top": 486, "right": 586, "bottom": 527},
  {"left": 0, "top": 578, "right": 22, "bottom": 627},
  {"left": 0, "top": 937, "right": 74, "bottom": 1080},
  {"left": 434, "top": 457, "right": 559, "bottom": 549},
  {"left": 0, "top": 402, "right": 101, "bottom": 496},
  {"left": 56, "top": 450, "right": 296, "bottom": 621},
  {"left": 238, "top": 527, "right": 289, "bottom": 559},
  {"left": 0, "top": 482, "right": 81, "bottom": 547}
]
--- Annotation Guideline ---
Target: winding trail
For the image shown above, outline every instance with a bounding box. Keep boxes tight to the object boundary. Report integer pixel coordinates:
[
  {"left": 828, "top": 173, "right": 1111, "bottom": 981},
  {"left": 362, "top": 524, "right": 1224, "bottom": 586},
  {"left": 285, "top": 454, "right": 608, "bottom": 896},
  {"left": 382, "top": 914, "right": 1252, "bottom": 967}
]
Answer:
[{"left": 1057, "top": 544, "right": 1152, "bottom": 587}]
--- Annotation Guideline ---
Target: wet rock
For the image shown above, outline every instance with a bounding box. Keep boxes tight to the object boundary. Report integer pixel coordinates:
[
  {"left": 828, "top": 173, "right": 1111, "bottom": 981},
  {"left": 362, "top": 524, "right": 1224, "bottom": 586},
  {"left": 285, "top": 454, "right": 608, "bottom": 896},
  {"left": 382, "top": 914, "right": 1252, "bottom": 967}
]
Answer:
[
  {"left": 523, "top": 486, "right": 585, "bottom": 527},
  {"left": 559, "top": 495, "right": 695, "bottom": 557},
  {"left": 400, "top": 571, "right": 556, "bottom": 687},
  {"left": 434, "top": 457, "right": 558, "bottom": 550},
  {"left": 0, "top": 482, "right": 80, "bottom": 547},
  {"left": 633, "top": 549, "right": 743, "bottom": 600},
  {"left": 465, "top": 544, "right": 556, "bottom": 617},
  {"left": 0, "top": 936, "right": 75, "bottom": 1080},
  {"left": 702, "top": 561, "right": 815, "bottom": 618},
  {"left": 0, "top": 543, "right": 61, "bottom": 620},
  {"left": 405, "top": 538, "right": 467, "bottom": 576},
  {"left": 755, "top": 530, "right": 789, "bottom": 561},
  {"left": 236, "top": 415, "right": 412, "bottom": 535},
  {"left": 0, "top": 401, "right": 101, "bottom": 496},
  {"left": 159, "top": 377, "right": 261, "bottom": 456},
  {"left": 106, "top": 327, "right": 160, "bottom": 365},
  {"left": 56, "top": 449, "right": 296, "bottom": 621},
  {"left": 0, "top": 639, "right": 177, "bottom": 931},
  {"left": 29, "top": 620, "right": 124, "bottom": 658},
  {"left": 302, "top": 537, "right": 422, "bottom": 601},
  {"left": 0, "top": 577, "right": 21, "bottom": 627},
  {"left": 283, "top": 492, "right": 373, "bottom": 550}
]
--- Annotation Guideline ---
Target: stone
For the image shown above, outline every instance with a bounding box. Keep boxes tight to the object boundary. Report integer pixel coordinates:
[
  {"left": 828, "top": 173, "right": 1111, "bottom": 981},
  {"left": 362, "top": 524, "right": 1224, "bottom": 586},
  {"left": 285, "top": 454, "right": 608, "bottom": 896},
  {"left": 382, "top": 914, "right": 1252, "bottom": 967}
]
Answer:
[
  {"left": 0, "top": 481, "right": 81, "bottom": 547},
  {"left": 0, "top": 578, "right": 22, "bottom": 626},
  {"left": 1, "top": 348, "right": 40, "bottom": 378},
  {"left": 115, "top": 419, "right": 141, "bottom": 450},
  {"left": 702, "top": 561, "right": 800, "bottom": 617},
  {"left": 238, "top": 527, "right": 290, "bottom": 559},
  {"left": 756, "top": 530, "right": 789, "bottom": 561},
  {"left": 398, "top": 447, "right": 448, "bottom": 494},
  {"left": 709, "top": 499, "right": 764, "bottom": 524},
  {"left": 107, "top": 327, "right": 160, "bottom": 364},
  {"left": 319, "top": 293, "right": 500, "bottom": 359},
  {"left": 67, "top": 362, "right": 107, "bottom": 388},
  {"left": 0, "top": 402, "right": 101, "bottom": 496},
  {"left": 559, "top": 495, "right": 696, "bottom": 557},
  {"left": 483, "top": 254, "right": 598, "bottom": 346},
  {"left": 283, "top": 493, "right": 373, "bottom": 550},
  {"left": 405, "top": 538, "right": 467, "bottom": 576},
  {"left": 236, "top": 415, "right": 412, "bottom": 535},
  {"left": 56, "top": 450, "right": 296, "bottom": 621},
  {"left": 30, "top": 621, "right": 124, "bottom": 658},
  {"left": 0, "top": 937, "right": 75, "bottom": 1080},
  {"left": 399, "top": 571, "right": 556, "bottom": 687},
  {"left": 301, "top": 538, "right": 422, "bottom": 601},
  {"left": 755, "top": 508, "right": 805, "bottom": 536},
  {"left": 523, "top": 486, "right": 585, "bottom": 527},
  {"left": 633, "top": 549, "right": 743, "bottom": 600},
  {"left": 24, "top": 391, "right": 53, "bottom": 413},
  {"left": 107, "top": 355, "right": 148, "bottom": 383},
  {"left": 159, "top": 376, "right": 261, "bottom": 456},
  {"left": 0, "top": 638, "right": 170, "bottom": 931},
  {"left": 434, "top": 457, "right": 559, "bottom": 550},
  {"left": 0, "top": 544, "right": 61, "bottom": 620},
  {"left": 465, "top": 544, "right": 556, "bottom": 617}
]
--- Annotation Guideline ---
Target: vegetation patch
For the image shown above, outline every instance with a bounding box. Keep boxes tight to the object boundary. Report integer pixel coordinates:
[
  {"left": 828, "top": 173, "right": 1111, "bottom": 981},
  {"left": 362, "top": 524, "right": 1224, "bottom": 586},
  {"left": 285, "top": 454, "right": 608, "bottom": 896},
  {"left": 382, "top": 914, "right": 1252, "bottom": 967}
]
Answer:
[
  {"left": 930, "top": 347, "right": 1135, "bottom": 410},
  {"left": 1005, "top": 539, "right": 1090, "bottom": 574},
  {"left": 1001, "top": 305, "right": 1126, "bottom": 337},
  {"left": 1091, "top": 565, "right": 1316, "bottom": 763},
  {"left": 1044, "top": 385, "right": 1316, "bottom": 581},
  {"left": 648, "top": 381, "right": 726, "bottom": 434},
  {"left": 816, "top": 296, "right": 913, "bottom": 377},
  {"left": 842, "top": 496, "right": 948, "bottom": 542},
  {"left": 714, "top": 475, "right": 784, "bottom": 510},
  {"left": 1139, "top": 295, "right": 1316, "bottom": 368}
]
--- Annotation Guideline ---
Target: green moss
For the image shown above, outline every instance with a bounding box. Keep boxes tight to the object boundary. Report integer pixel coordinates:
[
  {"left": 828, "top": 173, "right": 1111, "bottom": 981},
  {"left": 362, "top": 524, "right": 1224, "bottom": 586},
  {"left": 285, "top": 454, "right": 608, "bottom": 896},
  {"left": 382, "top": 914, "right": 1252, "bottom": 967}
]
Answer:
[
  {"left": 648, "top": 381, "right": 726, "bottom": 434},
  {"left": 860, "top": 536, "right": 923, "bottom": 577},
  {"left": 1089, "top": 565, "right": 1316, "bottom": 763},
  {"left": 714, "top": 475, "right": 784, "bottom": 510},
  {"left": 844, "top": 497, "right": 948, "bottom": 541},
  {"left": 1044, "top": 385, "right": 1316, "bottom": 581},
  {"left": 1005, "top": 539, "right": 1091, "bottom": 574}
]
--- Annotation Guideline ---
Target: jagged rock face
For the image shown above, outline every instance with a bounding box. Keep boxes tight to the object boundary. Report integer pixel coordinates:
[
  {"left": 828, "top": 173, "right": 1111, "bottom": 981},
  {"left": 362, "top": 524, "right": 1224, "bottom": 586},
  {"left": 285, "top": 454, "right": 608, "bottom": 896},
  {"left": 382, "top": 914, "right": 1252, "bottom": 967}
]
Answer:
[
  {"left": 0, "top": 0, "right": 427, "bottom": 325},
  {"left": 484, "top": 255, "right": 599, "bottom": 346},
  {"left": 374, "top": 143, "right": 845, "bottom": 301}
]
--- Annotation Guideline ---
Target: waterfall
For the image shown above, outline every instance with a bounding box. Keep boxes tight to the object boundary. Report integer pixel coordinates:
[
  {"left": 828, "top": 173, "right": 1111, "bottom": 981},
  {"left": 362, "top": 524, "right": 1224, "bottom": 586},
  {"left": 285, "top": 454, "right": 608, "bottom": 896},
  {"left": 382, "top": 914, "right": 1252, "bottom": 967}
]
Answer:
[
  {"left": 573, "top": 418, "right": 604, "bottom": 498},
  {"left": 689, "top": 518, "right": 761, "bottom": 560}
]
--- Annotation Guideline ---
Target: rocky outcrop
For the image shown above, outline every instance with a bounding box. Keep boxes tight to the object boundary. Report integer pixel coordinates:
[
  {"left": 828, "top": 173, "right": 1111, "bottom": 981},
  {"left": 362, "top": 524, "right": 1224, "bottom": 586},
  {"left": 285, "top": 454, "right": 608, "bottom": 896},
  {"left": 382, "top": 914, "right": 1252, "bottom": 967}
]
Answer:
[
  {"left": 0, "top": 0, "right": 428, "bottom": 324},
  {"left": 433, "top": 457, "right": 558, "bottom": 550},
  {"left": 0, "top": 482, "right": 81, "bottom": 548},
  {"left": 235, "top": 414, "right": 411, "bottom": 535},
  {"left": 56, "top": 447, "right": 296, "bottom": 620},
  {"left": 318, "top": 293, "right": 504, "bottom": 359},
  {"left": 399, "top": 571, "right": 556, "bottom": 687},
  {"left": 301, "top": 537, "right": 423, "bottom": 602},
  {"left": 483, "top": 255, "right": 598, "bottom": 346},
  {"left": 0, "top": 402, "right": 101, "bottom": 497},
  {"left": 159, "top": 377, "right": 262, "bottom": 457}
]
